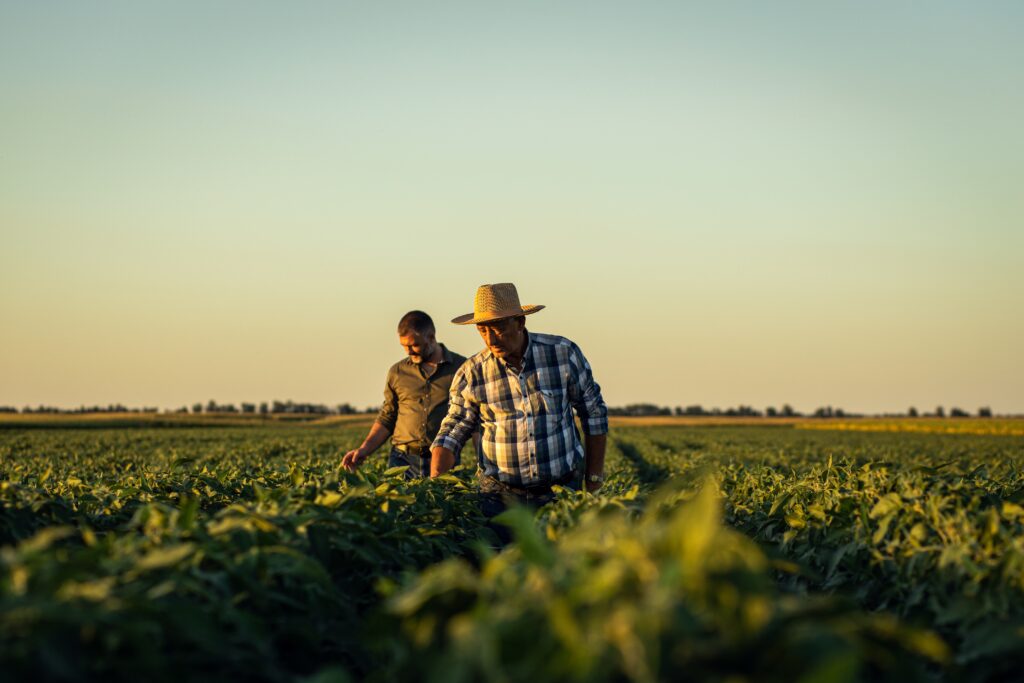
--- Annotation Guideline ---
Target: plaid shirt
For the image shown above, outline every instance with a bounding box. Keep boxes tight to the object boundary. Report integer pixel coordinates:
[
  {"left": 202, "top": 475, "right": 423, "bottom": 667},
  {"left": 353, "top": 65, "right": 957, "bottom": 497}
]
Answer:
[{"left": 432, "top": 332, "right": 608, "bottom": 487}]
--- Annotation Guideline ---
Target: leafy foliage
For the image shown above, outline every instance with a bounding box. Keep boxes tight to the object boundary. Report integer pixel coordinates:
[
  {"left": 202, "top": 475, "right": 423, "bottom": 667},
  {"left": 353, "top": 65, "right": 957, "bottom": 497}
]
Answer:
[
  {"left": 1, "top": 424, "right": 1022, "bottom": 681},
  {"left": 382, "top": 483, "right": 946, "bottom": 683}
]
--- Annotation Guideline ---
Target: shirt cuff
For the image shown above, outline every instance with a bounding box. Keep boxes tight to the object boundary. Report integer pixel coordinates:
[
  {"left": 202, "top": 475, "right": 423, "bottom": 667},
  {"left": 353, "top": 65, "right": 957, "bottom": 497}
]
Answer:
[
  {"left": 431, "top": 433, "right": 464, "bottom": 454},
  {"left": 580, "top": 416, "right": 608, "bottom": 436}
]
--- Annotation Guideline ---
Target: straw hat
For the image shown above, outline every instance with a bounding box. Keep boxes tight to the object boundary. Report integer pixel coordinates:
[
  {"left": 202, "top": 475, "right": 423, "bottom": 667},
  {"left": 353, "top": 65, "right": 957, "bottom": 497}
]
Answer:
[{"left": 451, "top": 283, "right": 545, "bottom": 325}]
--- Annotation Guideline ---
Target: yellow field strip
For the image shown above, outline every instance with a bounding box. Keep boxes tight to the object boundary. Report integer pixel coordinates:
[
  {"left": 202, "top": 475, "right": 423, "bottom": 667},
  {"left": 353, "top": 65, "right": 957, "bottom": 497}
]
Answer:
[{"left": 795, "top": 419, "right": 1024, "bottom": 437}]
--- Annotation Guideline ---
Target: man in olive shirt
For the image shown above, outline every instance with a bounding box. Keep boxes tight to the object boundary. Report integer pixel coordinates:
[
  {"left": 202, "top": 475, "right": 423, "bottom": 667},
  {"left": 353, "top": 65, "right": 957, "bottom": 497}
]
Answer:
[{"left": 341, "top": 310, "right": 472, "bottom": 479}]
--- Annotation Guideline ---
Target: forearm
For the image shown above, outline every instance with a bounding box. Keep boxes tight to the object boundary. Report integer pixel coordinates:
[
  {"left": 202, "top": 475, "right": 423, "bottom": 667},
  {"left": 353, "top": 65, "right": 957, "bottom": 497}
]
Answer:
[
  {"left": 359, "top": 421, "right": 393, "bottom": 457},
  {"left": 430, "top": 446, "right": 456, "bottom": 477},
  {"left": 584, "top": 432, "right": 607, "bottom": 479},
  {"left": 430, "top": 372, "right": 479, "bottom": 476}
]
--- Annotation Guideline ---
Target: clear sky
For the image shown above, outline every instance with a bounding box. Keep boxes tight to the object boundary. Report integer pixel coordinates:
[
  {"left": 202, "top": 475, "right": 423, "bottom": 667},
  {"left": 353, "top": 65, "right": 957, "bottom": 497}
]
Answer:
[{"left": 2, "top": 1, "right": 1022, "bottom": 414}]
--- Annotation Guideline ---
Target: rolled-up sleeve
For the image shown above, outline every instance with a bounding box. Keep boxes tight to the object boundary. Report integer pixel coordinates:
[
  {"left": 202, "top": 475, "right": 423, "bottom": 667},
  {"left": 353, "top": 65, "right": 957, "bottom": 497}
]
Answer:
[
  {"left": 375, "top": 367, "right": 398, "bottom": 432},
  {"left": 568, "top": 342, "right": 608, "bottom": 436},
  {"left": 431, "top": 364, "right": 479, "bottom": 454}
]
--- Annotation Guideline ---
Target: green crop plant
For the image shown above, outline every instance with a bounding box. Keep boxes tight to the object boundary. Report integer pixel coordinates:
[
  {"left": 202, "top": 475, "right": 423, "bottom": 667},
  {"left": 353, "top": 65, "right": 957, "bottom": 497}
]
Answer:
[
  {"left": 1, "top": 421, "right": 1022, "bottom": 681},
  {"left": 378, "top": 482, "right": 946, "bottom": 683}
]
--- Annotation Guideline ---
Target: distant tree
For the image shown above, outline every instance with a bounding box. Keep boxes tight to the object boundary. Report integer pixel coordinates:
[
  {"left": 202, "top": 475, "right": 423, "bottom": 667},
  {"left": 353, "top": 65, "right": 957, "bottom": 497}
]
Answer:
[
  {"left": 908, "top": 407, "right": 918, "bottom": 417},
  {"left": 684, "top": 405, "right": 707, "bottom": 416},
  {"left": 781, "top": 404, "right": 796, "bottom": 417},
  {"left": 935, "top": 406, "right": 945, "bottom": 418},
  {"left": 259, "top": 402, "right": 269, "bottom": 416},
  {"left": 979, "top": 406, "right": 993, "bottom": 418},
  {"left": 635, "top": 404, "right": 665, "bottom": 416},
  {"left": 835, "top": 408, "right": 846, "bottom": 418},
  {"left": 950, "top": 407, "right": 968, "bottom": 417},
  {"left": 765, "top": 406, "right": 778, "bottom": 417},
  {"left": 608, "top": 404, "right": 672, "bottom": 417},
  {"left": 673, "top": 406, "right": 684, "bottom": 416},
  {"left": 192, "top": 403, "right": 203, "bottom": 414},
  {"left": 0, "top": 406, "right": 17, "bottom": 414},
  {"left": 364, "top": 406, "right": 378, "bottom": 414},
  {"left": 241, "top": 403, "right": 256, "bottom": 414}
]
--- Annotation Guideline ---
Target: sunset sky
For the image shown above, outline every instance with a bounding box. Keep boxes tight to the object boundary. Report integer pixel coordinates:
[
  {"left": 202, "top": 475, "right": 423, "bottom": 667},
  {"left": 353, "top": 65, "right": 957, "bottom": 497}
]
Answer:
[{"left": 2, "top": 2, "right": 1022, "bottom": 414}]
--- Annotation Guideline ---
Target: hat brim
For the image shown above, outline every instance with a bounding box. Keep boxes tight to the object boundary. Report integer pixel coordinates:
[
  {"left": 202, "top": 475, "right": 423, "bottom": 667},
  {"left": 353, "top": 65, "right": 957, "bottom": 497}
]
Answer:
[{"left": 451, "top": 304, "right": 545, "bottom": 325}]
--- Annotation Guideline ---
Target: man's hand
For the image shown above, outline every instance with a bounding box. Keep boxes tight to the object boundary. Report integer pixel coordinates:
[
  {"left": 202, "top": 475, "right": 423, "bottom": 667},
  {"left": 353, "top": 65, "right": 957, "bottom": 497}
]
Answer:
[
  {"left": 430, "top": 446, "right": 456, "bottom": 477},
  {"left": 341, "top": 421, "right": 392, "bottom": 472},
  {"left": 341, "top": 447, "right": 368, "bottom": 472}
]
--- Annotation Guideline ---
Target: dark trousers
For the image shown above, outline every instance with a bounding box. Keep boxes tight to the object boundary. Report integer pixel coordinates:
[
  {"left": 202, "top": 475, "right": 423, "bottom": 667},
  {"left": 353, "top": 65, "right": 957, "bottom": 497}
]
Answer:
[
  {"left": 478, "top": 470, "right": 580, "bottom": 546},
  {"left": 386, "top": 446, "right": 460, "bottom": 479}
]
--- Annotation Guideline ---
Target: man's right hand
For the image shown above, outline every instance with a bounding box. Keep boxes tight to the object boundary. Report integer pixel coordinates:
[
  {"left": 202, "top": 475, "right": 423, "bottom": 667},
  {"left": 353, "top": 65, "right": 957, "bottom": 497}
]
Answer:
[
  {"left": 341, "top": 448, "right": 367, "bottom": 472},
  {"left": 341, "top": 422, "right": 392, "bottom": 472}
]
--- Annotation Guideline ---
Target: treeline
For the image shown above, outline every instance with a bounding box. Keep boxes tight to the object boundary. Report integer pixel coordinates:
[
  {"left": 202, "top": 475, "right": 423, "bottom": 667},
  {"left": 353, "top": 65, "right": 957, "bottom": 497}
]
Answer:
[
  {"left": 0, "top": 401, "right": 378, "bottom": 416},
  {"left": 184, "top": 400, "right": 378, "bottom": 416},
  {"left": 609, "top": 404, "right": 788, "bottom": 417},
  {"left": 608, "top": 403, "right": 998, "bottom": 418},
  {"left": 0, "top": 402, "right": 1000, "bottom": 418},
  {"left": 5, "top": 404, "right": 160, "bottom": 414}
]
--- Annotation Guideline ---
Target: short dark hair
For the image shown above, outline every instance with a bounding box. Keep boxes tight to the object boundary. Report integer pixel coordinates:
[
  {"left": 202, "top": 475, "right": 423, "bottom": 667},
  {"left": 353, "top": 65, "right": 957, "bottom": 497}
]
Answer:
[{"left": 397, "top": 310, "right": 435, "bottom": 336}]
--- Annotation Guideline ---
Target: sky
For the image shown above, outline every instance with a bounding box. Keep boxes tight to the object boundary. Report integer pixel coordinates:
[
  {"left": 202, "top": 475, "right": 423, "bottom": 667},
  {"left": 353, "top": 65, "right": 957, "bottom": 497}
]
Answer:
[{"left": 1, "top": 1, "right": 1022, "bottom": 415}]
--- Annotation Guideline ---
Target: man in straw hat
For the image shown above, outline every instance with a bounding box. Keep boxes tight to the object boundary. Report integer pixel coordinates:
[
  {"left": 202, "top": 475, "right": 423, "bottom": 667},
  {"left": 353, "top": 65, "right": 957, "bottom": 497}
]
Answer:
[
  {"left": 430, "top": 283, "right": 608, "bottom": 542},
  {"left": 341, "top": 310, "right": 477, "bottom": 479}
]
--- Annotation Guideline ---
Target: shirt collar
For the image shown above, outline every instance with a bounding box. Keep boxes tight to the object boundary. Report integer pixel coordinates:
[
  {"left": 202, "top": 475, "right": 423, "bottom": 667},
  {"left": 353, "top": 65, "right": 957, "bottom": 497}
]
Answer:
[{"left": 438, "top": 344, "right": 454, "bottom": 365}]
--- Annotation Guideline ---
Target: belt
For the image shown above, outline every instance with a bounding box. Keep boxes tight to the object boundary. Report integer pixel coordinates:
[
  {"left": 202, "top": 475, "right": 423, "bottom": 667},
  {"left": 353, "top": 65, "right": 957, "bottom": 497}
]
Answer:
[
  {"left": 480, "top": 469, "right": 577, "bottom": 496},
  {"left": 395, "top": 444, "right": 432, "bottom": 457}
]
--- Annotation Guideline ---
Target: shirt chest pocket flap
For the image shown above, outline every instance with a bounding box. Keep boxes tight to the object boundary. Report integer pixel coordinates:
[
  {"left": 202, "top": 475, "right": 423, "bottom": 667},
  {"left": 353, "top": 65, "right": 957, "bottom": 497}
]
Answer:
[{"left": 537, "top": 386, "right": 567, "bottom": 418}]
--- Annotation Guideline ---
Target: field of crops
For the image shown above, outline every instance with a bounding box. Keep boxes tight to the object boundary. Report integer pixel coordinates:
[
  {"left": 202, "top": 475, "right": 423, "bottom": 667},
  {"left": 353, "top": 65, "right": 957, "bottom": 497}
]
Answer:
[{"left": 2, "top": 420, "right": 1023, "bottom": 682}]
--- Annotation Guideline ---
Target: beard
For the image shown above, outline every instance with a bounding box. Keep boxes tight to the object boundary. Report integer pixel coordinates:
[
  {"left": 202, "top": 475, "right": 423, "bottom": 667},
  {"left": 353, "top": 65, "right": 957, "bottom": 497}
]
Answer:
[{"left": 410, "top": 344, "right": 435, "bottom": 363}]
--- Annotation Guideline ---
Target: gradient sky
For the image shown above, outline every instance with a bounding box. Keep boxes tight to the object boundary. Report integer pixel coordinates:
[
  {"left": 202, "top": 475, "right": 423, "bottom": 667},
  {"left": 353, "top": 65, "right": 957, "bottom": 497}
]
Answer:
[{"left": 2, "top": 1, "right": 1022, "bottom": 414}]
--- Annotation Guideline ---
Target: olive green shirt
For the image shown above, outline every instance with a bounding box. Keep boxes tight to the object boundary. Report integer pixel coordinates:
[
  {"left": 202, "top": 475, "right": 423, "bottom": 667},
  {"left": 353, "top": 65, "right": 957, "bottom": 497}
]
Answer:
[{"left": 376, "top": 344, "right": 468, "bottom": 451}]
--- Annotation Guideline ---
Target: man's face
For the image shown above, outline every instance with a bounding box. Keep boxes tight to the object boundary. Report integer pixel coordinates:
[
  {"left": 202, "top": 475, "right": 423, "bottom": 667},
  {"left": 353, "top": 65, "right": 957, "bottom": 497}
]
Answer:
[
  {"left": 476, "top": 317, "right": 525, "bottom": 359},
  {"left": 399, "top": 330, "right": 436, "bottom": 364}
]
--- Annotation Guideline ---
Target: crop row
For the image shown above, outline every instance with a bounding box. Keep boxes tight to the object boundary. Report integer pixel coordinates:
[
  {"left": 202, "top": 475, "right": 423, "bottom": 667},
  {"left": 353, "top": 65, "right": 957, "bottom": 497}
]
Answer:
[
  {"left": 604, "top": 427, "right": 1024, "bottom": 681},
  {"left": 2, "top": 425, "right": 1022, "bottom": 681}
]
